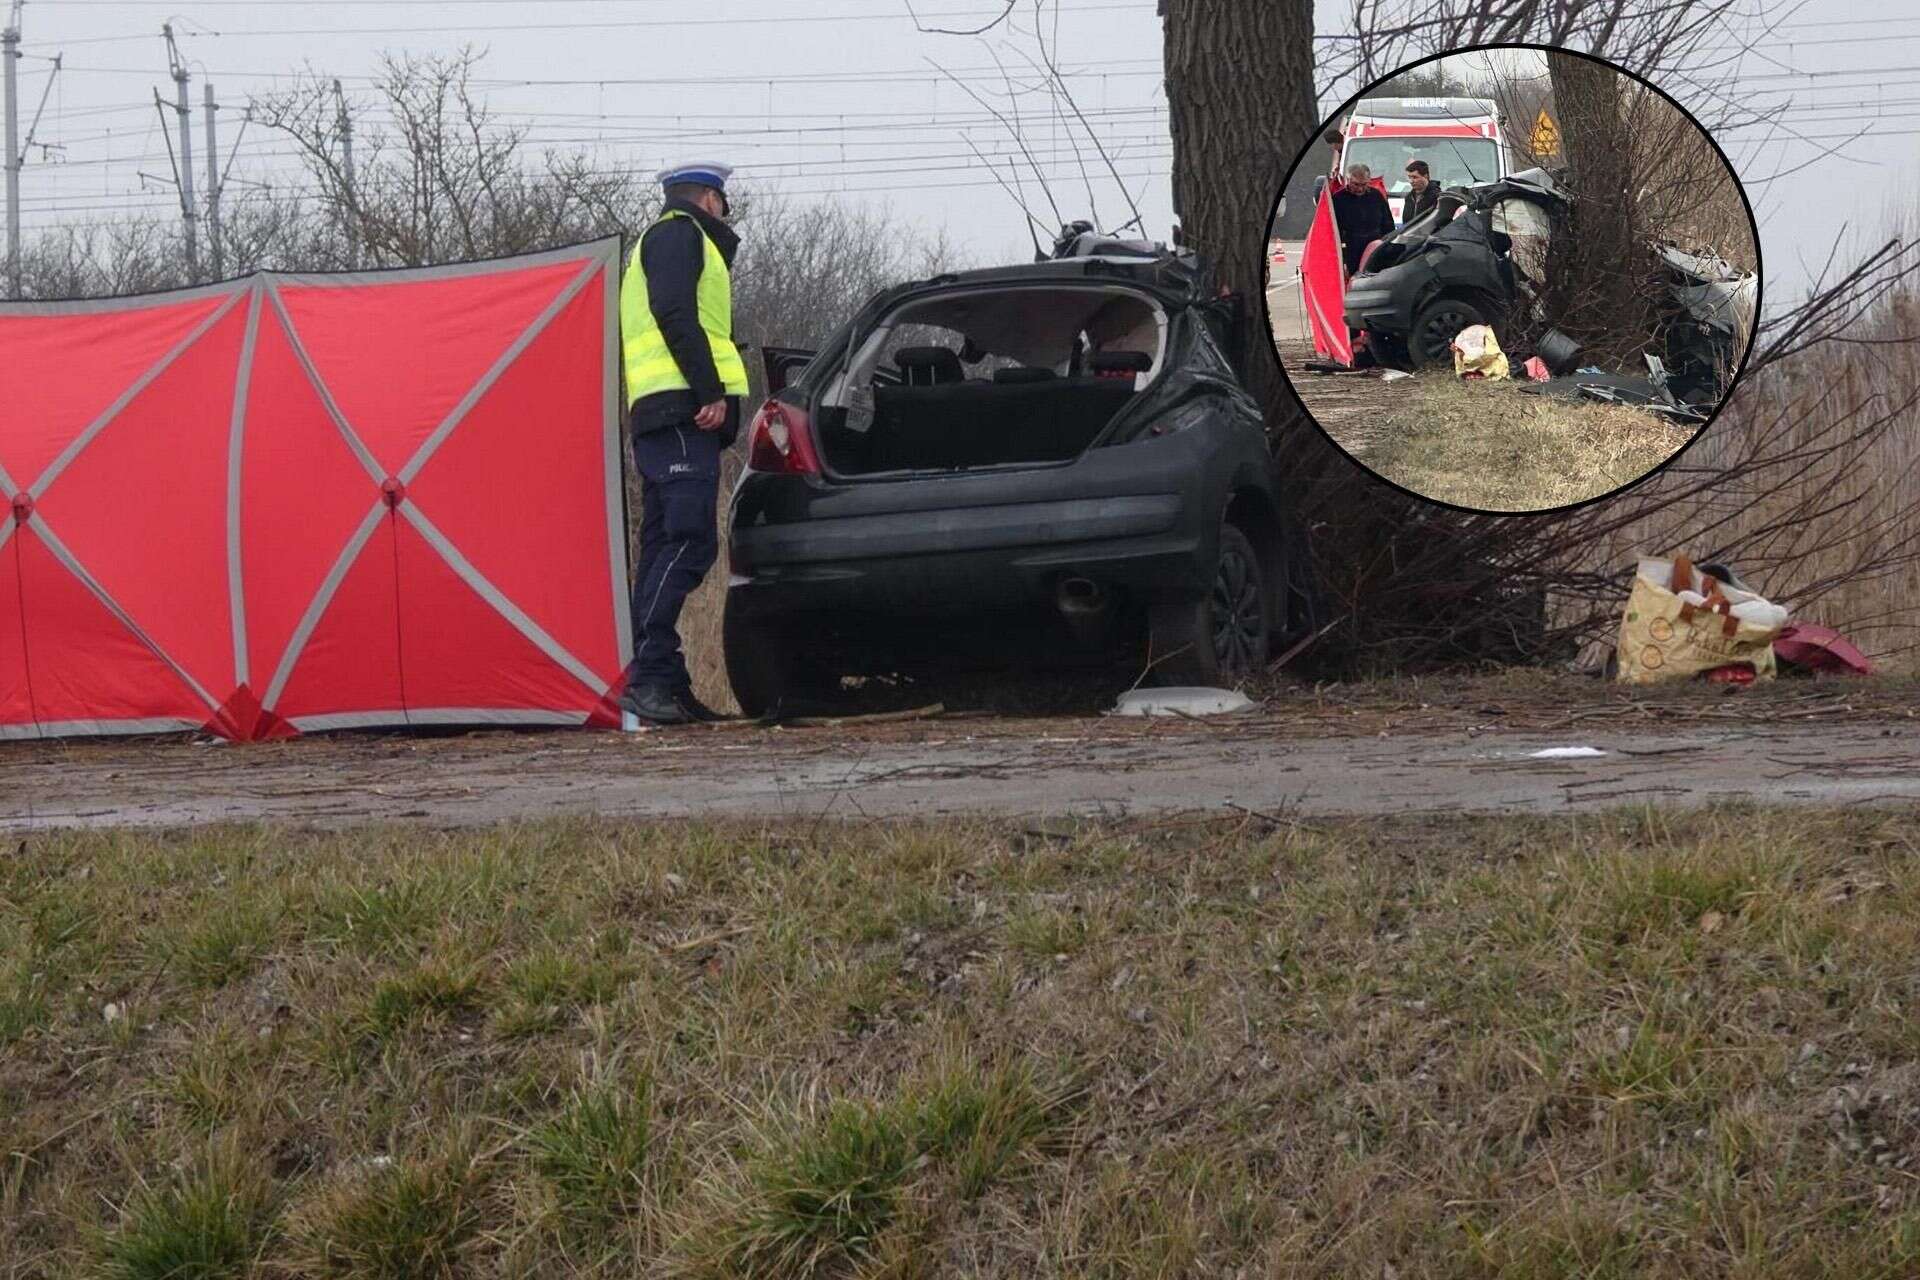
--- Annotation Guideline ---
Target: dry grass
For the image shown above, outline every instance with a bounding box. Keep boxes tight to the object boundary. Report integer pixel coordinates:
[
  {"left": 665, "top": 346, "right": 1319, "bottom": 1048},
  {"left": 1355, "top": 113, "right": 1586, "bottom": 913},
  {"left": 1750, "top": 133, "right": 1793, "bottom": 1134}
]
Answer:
[
  {"left": 1360, "top": 373, "right": 1697, "bottom": 512},
  {"left": 8, "top": 809, "right": 1920, "bottom": 1276}
]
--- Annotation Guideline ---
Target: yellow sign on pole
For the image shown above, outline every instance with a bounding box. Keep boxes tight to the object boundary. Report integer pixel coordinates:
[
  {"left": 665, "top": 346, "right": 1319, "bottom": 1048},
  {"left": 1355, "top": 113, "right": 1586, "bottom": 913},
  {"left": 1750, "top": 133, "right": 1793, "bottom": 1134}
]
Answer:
[{"left": 1530, "top": 109, "right": 1561, "bottom": 158}]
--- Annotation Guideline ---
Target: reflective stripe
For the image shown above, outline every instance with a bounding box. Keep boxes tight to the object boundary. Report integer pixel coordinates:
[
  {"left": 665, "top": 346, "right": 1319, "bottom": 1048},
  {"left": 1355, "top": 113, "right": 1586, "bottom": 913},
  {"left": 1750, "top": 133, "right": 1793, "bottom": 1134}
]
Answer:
[{"left": 620, "top": 210, "right": 749, "bottom": 400}]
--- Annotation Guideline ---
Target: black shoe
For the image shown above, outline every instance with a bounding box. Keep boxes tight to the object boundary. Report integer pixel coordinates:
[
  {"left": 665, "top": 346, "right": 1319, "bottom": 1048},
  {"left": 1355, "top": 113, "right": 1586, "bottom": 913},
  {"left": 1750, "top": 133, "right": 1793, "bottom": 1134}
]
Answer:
[
  {"left": 624, "top": 683, "right": 691, "bottom": 726},
  {"left": 674, "top": 689, "right": 732, "bottom": 723}
]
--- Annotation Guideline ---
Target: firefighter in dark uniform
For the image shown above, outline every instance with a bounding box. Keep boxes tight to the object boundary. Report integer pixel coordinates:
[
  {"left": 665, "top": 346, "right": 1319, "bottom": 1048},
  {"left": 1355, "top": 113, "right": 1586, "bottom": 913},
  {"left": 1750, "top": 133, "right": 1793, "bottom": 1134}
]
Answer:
[{"left": 620, "top": 162, "right": 746, "bottom": 725}]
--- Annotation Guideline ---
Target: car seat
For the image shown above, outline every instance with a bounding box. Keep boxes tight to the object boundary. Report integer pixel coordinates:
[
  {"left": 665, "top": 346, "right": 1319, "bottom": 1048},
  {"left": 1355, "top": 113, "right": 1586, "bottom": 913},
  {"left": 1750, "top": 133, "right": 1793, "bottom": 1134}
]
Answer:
[{"left": 894, "top": 346, "right": 965, "bottom": 387}]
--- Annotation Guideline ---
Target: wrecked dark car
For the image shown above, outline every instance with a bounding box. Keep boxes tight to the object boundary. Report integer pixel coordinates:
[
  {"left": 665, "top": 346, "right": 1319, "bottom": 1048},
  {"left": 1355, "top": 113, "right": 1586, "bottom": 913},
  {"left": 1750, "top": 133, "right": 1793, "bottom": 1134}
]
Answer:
[
  {"left": 1343, "top": 167, "right": 1567, "bottom": 369},
  {"left": 1650, "top": 244, "right": 1756, "bottom": 403},
  {"left": 722, "top": 230, "right": 1306, "bottom": 717}
]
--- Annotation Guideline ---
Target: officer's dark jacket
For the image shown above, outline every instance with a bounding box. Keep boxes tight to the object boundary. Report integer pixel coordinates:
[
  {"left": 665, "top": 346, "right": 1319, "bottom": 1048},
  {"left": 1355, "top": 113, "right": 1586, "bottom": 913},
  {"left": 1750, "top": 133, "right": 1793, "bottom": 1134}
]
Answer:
[{"left": 632, "top": 196, "right": 743, "bottom": 446}]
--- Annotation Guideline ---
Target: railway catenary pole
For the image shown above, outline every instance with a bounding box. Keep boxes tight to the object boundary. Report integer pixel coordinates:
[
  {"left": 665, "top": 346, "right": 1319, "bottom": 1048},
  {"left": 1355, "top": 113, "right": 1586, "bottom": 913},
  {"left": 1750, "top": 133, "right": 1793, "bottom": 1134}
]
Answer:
[{"left": 3, "top": 3, "right": 22, "bottom": 299}]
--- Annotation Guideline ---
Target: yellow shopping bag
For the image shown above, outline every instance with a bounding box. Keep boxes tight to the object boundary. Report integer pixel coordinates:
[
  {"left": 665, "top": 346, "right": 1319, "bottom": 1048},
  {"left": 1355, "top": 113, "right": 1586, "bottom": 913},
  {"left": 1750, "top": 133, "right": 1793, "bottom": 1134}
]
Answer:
[
  {"left": 1615, "top": 554, "right": 1785, "bottom": 684},
  {"left": 1451, "top": 324, "right": 1510, "bottom": 380}
]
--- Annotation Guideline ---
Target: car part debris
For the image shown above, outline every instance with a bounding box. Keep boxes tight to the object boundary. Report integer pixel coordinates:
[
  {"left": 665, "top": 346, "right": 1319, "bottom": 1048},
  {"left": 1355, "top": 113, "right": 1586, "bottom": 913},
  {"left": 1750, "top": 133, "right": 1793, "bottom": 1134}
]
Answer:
[
  {"left": 1517, "top": 371, "right": 1709, "bottom": 424},
  {"left": 1535, "top": 327, "right": 1583, "bottom": 375},
  {"left": 1573, "top": 382, "right": 1708, "bottom": 424},
  {"left": 1109, "top": 688, "right": 1257, "bottom": 717},
  {"left": 1528, "top": 746, "right": 1607, "bottom": 759}
]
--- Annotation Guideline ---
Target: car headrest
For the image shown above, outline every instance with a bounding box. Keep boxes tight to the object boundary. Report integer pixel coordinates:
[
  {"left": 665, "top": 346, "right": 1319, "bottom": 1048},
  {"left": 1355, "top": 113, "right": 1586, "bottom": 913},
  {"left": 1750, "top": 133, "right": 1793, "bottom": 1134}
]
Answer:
[
  {"left": 893, "top": 346, "right": 965, "bottom": 386},
  {"left": 1090, "top": 350, "right": 1152, "bottom": 378},
  {"left": 993, "top": 367, "right": 1057, "bottom": 384}
]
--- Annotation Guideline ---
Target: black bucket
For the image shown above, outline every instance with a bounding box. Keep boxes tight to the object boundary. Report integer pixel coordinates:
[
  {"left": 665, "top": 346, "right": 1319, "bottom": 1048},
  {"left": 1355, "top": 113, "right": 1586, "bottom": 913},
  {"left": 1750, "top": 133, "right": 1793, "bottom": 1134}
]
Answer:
[{"left": 1536, "top": 327, "right": 1583, "bottom": 376}]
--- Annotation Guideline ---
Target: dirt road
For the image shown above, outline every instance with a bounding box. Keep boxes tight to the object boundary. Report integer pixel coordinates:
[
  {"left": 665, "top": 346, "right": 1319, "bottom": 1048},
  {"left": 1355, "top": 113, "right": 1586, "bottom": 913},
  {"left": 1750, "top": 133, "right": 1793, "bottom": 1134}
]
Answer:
[
  {"left": 1266, "top": 247, "right": 1421, "bottom": 459},
  {"left": 5, "top": 681, "right": 1913, "bottom": 828}
]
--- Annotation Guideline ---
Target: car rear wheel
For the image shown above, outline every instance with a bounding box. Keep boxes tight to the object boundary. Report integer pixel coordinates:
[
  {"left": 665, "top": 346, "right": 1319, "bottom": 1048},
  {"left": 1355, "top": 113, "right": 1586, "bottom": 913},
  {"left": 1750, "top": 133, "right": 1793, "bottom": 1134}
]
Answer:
[
  {"left": 1149, "top": 523, "right": 1269, "bottom": 688},
  {"left": 723, "top": 599, "right": 839, "bottom": 721},
  {"left": 1407, "top": 296, "right": 1488, "bottom": 369}
]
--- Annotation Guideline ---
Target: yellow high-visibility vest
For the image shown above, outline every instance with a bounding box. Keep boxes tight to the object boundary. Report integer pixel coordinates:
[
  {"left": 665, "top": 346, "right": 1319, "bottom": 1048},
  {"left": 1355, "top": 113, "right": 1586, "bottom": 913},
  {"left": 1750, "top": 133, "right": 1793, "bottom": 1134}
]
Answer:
[{"left": 620, "top": 209, "right": 749, "bottom": 402}]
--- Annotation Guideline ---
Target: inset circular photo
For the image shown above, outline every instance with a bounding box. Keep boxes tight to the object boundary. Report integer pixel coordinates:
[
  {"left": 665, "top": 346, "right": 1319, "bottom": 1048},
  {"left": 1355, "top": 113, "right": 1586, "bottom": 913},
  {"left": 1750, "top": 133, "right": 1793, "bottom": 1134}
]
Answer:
[{"left": 1265, "top": 47, "right": 1759, "bottom": 514}]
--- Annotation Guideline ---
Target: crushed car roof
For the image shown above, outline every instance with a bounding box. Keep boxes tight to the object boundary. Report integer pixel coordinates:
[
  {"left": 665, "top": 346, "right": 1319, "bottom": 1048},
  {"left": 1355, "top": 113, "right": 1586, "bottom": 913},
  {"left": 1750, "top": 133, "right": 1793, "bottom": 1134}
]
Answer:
[{"left": 1459, "top": 166, "right": 1568, "bottom": 207}]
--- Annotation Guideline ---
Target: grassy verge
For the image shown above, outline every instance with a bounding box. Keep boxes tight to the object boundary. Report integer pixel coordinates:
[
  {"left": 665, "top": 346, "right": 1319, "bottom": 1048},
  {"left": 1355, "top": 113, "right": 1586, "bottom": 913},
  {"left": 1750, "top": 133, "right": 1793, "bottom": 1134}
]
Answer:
[
  {"left": 6, "top": 809, "right": 1920, "bottom": 1276},
  {"left": 1365, "top": 374, "right": 1698, "bottom": 512}
]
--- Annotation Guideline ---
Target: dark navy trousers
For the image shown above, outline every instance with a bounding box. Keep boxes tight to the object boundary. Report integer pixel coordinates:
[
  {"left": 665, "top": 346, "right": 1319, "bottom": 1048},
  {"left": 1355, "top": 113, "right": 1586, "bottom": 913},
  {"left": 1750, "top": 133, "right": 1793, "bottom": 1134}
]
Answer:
[{"left": 629, "top": 422, "right": 722, "bottom": 693}]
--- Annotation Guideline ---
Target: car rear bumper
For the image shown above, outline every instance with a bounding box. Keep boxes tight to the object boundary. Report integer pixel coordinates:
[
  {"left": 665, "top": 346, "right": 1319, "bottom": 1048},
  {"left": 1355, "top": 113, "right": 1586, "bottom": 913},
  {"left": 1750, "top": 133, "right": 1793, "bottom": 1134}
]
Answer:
[
  {"left": 1342, "top": 279, "right": 1410, "bottom": 334},
  {"left": 739, "top": 493, "right": 1181, "bottom": 565},
  {"left": 728, "top": 493, "right": 1203, "bottom": 616},
  {"left": 723, "top": 420, "right": 1280, "bottom": 621}
]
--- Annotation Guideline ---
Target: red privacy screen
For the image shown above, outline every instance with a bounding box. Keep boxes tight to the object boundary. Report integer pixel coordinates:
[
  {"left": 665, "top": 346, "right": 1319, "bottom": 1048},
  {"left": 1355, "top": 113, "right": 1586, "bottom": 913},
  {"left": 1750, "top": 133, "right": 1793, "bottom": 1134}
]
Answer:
[{"left": 0, "top": 240, "right": 632, "bottom": 742}]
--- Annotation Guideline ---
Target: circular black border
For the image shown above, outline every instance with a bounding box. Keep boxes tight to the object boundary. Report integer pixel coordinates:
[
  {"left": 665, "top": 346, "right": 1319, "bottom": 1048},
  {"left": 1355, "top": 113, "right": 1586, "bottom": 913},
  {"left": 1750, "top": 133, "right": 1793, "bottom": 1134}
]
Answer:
[{"left": 1258, "top": 42, "right": 1766, "bottom": 519}]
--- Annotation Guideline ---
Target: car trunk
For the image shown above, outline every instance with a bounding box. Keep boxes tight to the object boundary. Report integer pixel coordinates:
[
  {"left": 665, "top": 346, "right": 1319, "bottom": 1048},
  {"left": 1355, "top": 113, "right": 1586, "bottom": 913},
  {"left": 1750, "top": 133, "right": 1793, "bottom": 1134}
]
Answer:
[
  {"left": 809, "top": 283, "right": 1165, "bottom": 478},
  {"left": 819, "top": 373, "right": 1144, "bottom": 475}
]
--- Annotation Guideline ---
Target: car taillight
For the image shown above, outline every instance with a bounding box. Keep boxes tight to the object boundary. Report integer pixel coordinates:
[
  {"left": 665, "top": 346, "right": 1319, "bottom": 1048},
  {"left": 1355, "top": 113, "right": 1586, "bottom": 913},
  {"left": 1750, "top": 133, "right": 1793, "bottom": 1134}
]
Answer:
[{"left": 745, "top": 398, "right": 822, "bottom": 475}]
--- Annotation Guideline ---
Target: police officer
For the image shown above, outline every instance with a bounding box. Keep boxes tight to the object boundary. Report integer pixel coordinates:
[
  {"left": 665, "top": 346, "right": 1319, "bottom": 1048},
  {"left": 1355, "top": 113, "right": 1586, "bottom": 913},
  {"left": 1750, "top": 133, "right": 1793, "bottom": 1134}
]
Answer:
[{"left": 620, "top": 162, "right": 746, "bottom": 725}]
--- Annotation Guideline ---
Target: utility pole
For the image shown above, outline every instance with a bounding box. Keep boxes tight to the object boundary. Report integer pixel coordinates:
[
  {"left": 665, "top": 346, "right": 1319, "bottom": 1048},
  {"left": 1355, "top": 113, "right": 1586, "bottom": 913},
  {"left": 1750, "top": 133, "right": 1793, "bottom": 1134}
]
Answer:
[
  {"left": 204, "top": 81, "right": 221, "bottom": 278},
  {"left": 4, "top": 1, "right": 22, "bottom": 300},
  {"left": 162, "top": 22, "right": 197, "bottom": 280},
  {"left": 333, "top": 79, "right": 355, "bottom": 268}
]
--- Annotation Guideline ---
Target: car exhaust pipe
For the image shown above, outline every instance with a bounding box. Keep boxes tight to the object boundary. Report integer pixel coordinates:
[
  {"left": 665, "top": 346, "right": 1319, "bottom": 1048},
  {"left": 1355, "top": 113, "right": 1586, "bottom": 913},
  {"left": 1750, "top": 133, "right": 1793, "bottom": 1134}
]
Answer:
[
  {"left": 1056, "top": 577, "right": 1113, "bottom": 648},
  {"left": 1056, "top": 577, "right": 1106, "bottom": 615}
]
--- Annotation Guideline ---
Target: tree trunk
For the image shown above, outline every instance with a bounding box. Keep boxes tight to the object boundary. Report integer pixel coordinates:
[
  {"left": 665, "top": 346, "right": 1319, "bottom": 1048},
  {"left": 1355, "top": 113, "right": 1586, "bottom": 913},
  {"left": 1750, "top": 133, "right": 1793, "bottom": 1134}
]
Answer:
[
  {"left": 1160, "top": 0, "right": 1315, "bottom": 416},
  {"left": 1546, "top": 50, "right": 1656, "bottom": 359}
]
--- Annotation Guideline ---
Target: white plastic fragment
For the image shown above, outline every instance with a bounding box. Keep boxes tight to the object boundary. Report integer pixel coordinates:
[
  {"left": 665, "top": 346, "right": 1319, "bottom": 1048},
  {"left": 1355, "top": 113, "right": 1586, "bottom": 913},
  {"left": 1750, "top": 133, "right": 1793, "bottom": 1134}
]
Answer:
[
  {"left": 1730, "top": 599, "right": 1790, "bottom": 629},
  {"left": 1528, "top": 746, "right": 1608, "bottom": 759},
  {"left": 1108, "top": 688, "right": 1256, "bottom": 718}
]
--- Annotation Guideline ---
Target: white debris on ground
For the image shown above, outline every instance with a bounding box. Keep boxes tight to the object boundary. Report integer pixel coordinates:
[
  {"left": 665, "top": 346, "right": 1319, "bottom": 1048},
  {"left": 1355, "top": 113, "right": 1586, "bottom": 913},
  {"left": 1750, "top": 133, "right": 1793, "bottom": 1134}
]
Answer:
[
  {"left": 1108, "top": 688, "right": 1257, "bottom": 717},
  {"left": 1527, "top": 746, "right": 1609, "bottom": 759}
]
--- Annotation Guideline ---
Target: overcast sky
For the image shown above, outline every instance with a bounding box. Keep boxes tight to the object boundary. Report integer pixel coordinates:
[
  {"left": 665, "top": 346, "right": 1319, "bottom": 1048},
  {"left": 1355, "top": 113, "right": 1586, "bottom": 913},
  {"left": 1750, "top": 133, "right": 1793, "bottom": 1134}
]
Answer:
[{"left": 6, "top": 0, "right": 1918, "bottom": 300}]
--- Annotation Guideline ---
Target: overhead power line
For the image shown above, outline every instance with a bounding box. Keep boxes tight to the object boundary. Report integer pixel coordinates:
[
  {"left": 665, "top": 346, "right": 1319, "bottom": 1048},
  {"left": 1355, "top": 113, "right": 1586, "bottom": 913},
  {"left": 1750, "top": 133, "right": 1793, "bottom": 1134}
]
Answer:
[
  {"left": 28, "top": 60, "right": 1168, "bottom": 87},
  {"left": 166, "top": 3, "right": 1151, "bottom": 39}
]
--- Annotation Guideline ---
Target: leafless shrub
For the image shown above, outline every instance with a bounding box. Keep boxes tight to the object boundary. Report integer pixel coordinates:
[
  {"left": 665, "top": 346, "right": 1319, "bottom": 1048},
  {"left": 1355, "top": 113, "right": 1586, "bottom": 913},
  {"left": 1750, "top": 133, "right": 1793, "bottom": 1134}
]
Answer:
[{"left": 249, "top": 49, "right": 653, "bottom": 270}]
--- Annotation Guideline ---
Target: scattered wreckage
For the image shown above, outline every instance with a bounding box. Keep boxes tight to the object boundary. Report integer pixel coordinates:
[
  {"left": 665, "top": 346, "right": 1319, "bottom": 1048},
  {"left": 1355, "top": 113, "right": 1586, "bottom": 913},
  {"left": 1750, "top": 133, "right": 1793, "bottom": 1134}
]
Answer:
[
  {"left": 724, "top": 223, "right": 1314, "bottom": 717},
  {"left": 1337, "top": 166, "right": 1756, "bottom": 422}
]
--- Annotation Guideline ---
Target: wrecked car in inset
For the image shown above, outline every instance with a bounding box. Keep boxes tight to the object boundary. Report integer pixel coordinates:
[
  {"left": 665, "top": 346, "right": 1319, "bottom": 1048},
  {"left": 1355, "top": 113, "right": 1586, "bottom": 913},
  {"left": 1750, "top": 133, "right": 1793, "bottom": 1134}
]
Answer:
[
  {"left": 1342, "top": 166, "right": 1567, "bottom": 370},
  {"left": 721, "top": 229, "right": 1314, "bottom": 717}
]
